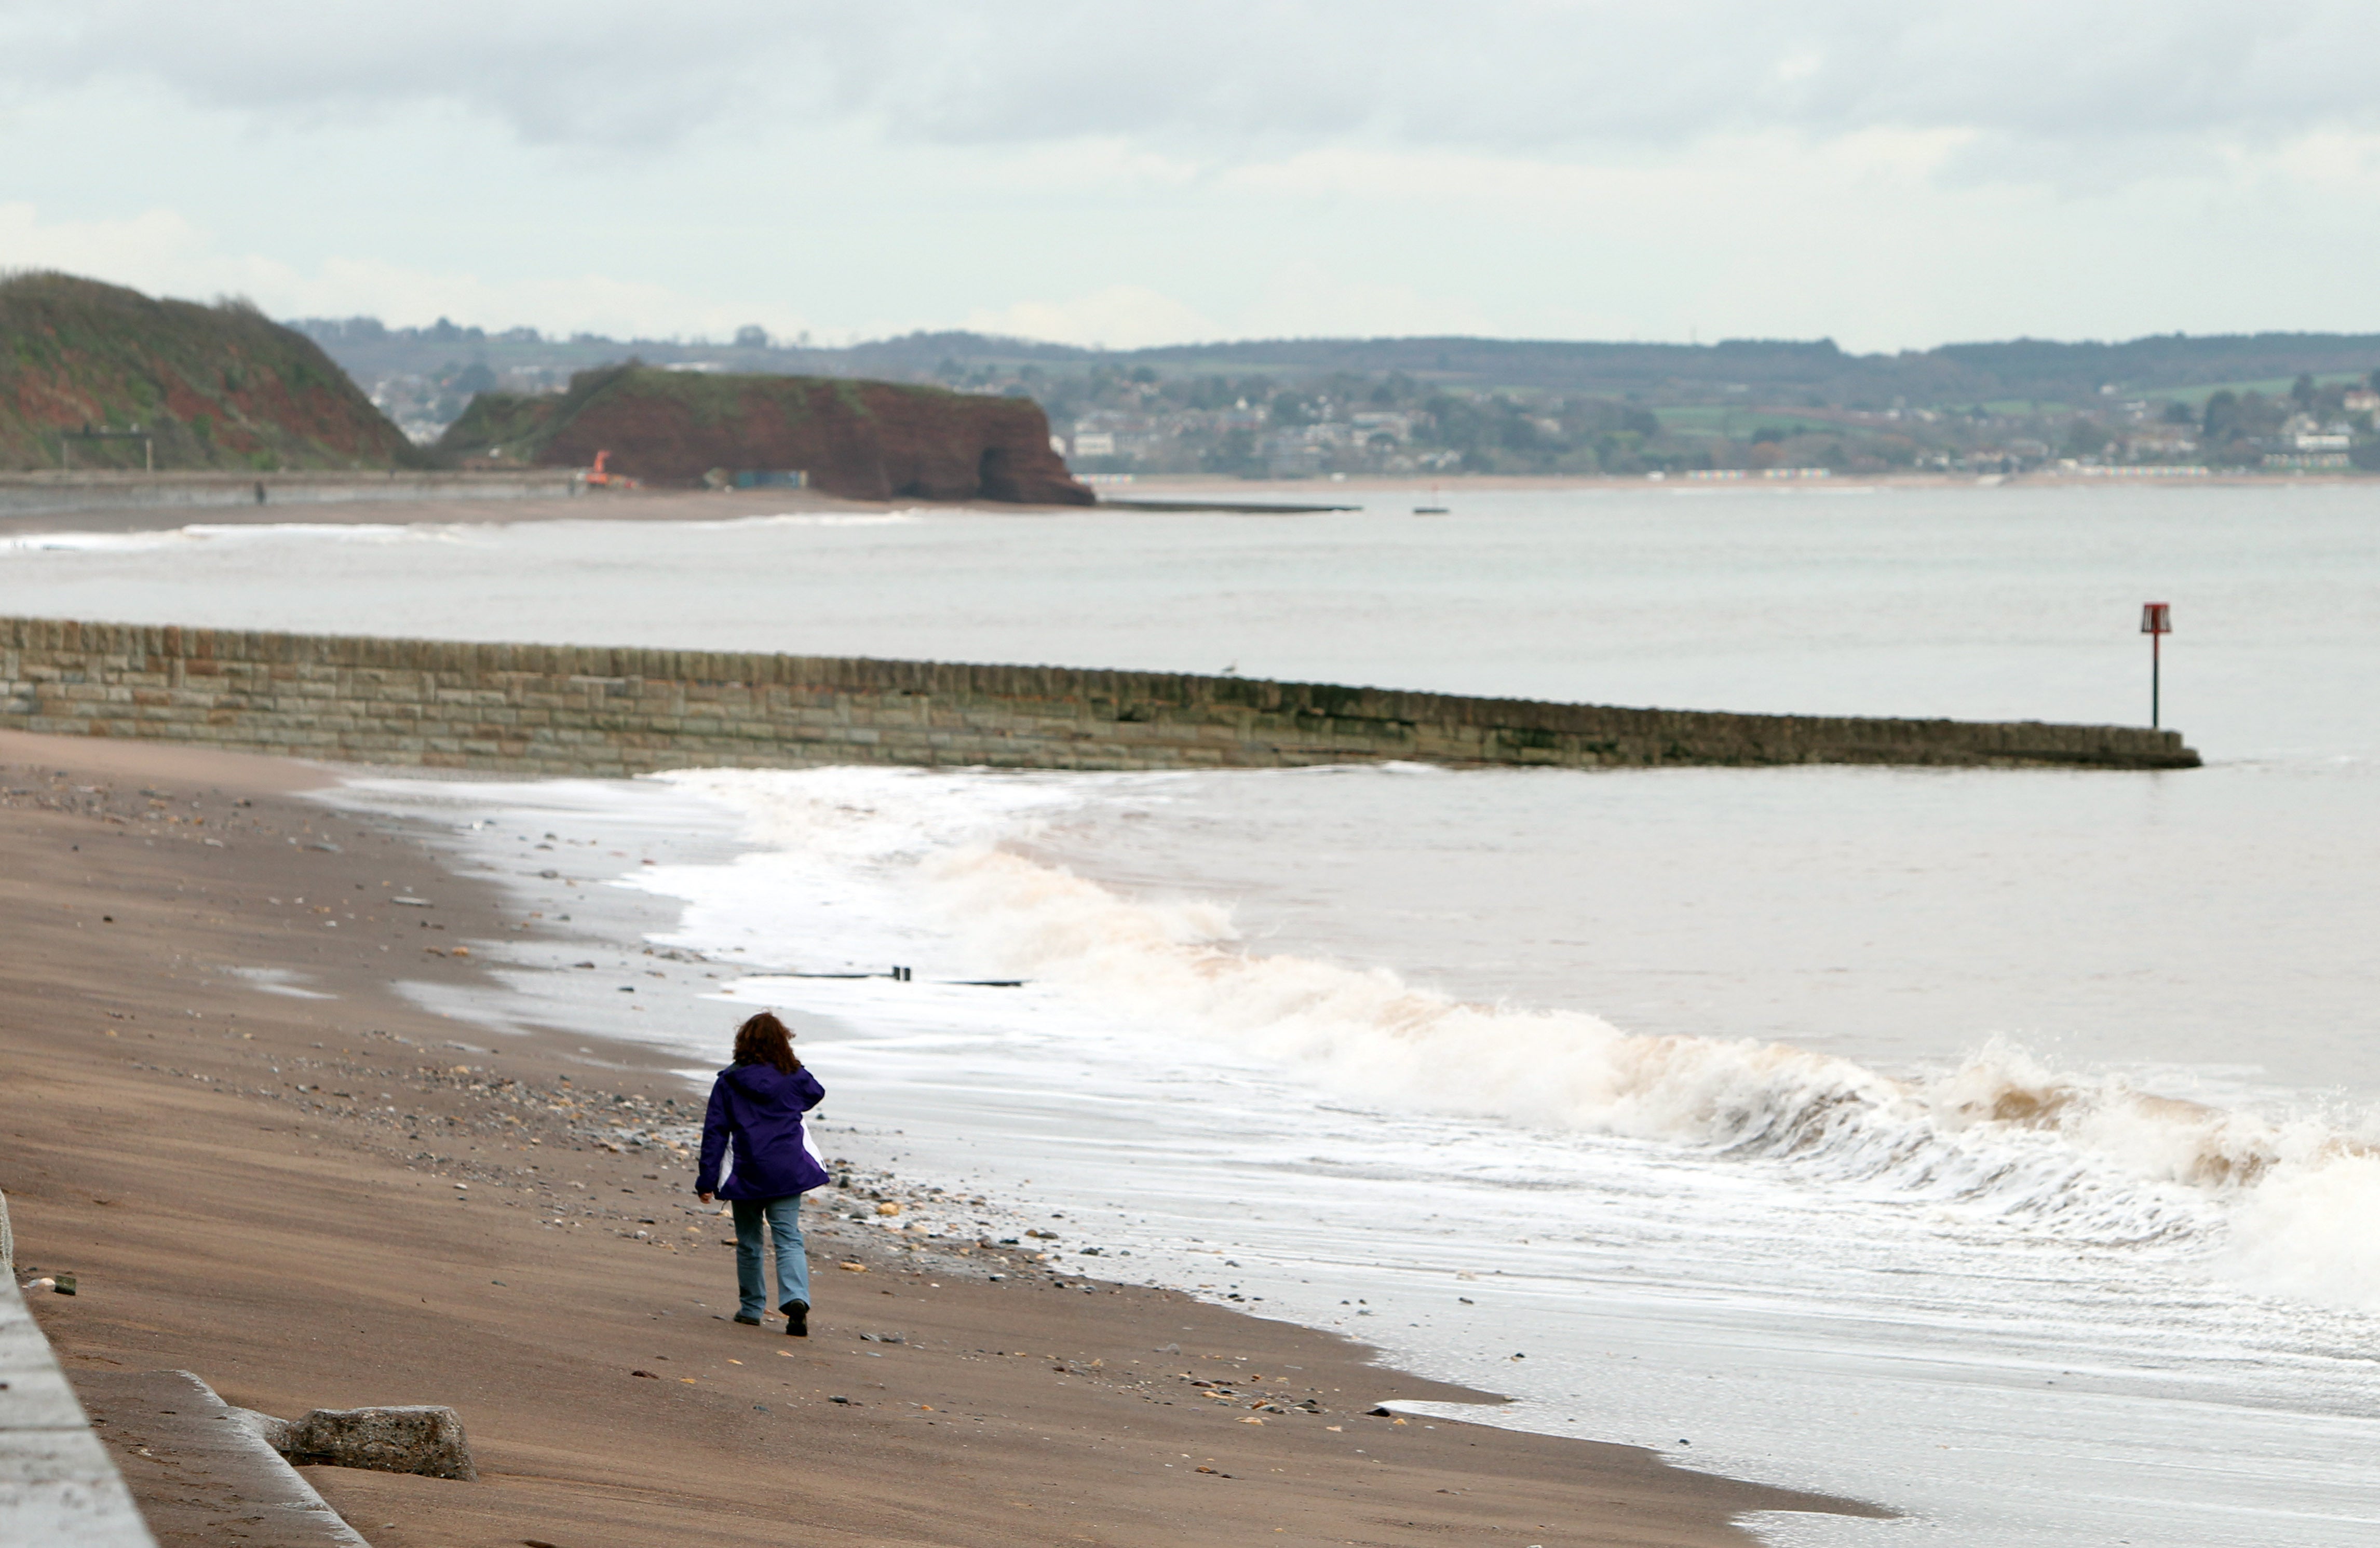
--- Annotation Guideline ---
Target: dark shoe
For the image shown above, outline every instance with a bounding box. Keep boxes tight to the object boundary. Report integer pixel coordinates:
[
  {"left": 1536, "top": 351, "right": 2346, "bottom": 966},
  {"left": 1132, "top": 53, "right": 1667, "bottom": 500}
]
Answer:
[
  {"left": 782, "top": 1300, "right": 809, "bottom": 1337},
  {"left": 734, "top": 1313, "right": 762, "bottom": 1326}
]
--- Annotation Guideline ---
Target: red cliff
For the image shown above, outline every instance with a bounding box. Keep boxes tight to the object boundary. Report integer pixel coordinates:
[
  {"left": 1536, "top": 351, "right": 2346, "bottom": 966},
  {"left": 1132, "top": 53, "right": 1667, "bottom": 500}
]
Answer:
[{"left": 439, "top": 365, "right": 1091, "bottom": 505}]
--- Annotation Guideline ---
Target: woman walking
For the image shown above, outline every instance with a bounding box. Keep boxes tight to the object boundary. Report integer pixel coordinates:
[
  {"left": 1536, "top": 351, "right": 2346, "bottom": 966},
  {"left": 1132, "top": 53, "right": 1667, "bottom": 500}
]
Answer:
[{"left": 696, "top": 1011, "right": 829, "bottom": 1335}]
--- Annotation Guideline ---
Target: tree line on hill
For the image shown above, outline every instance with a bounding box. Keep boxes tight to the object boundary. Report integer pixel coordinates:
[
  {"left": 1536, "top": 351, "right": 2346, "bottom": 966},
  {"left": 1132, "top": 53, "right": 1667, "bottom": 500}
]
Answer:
[
  {"left": 9, "top": 267, "right": 2380, "bottom": 480},
  {"left": 293, "top": 314, "right": 2380, "bottom": 479}
]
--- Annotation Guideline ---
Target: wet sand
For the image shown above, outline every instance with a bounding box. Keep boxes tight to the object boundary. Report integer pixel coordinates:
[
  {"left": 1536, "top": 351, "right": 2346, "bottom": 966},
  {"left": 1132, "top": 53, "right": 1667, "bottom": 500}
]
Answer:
[{"left": 0, "top": 728, "right": 1883, "bottom": 1546}]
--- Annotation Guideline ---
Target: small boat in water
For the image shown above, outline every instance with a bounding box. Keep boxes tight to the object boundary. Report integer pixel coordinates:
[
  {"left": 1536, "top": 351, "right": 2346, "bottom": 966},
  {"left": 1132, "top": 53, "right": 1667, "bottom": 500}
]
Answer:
[{"left": 1413, "top": 504, "right": 1449, "bottom": 514}]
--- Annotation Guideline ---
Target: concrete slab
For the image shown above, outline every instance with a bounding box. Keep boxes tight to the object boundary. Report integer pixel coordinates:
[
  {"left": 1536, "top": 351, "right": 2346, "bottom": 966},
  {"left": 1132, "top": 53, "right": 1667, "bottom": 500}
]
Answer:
[
  {"left": 1, "top": 1294, "right": 97, "bottom": 1428},
  {"left": 0, "top": 1272, "right": 156, "bottom": 1547},
  {"left": 71, "top": 1370, "right": 372, "bottom": 1548}
]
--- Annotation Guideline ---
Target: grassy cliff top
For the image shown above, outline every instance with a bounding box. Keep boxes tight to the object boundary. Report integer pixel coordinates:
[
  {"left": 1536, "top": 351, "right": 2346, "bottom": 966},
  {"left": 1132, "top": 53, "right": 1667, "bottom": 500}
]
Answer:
[
  {"left": 0, "top": 271, "right": 426, "bottom": 472},
  {"left": 436, "top": 362, "right": 1005, "bottom": 463}
]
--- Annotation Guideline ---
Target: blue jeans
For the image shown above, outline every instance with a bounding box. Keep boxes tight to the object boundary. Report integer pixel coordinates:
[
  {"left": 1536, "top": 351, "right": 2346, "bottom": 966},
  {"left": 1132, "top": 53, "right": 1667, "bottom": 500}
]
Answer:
[{"left": 732, "top": 1194, "right": 809, "bottom": 1317}]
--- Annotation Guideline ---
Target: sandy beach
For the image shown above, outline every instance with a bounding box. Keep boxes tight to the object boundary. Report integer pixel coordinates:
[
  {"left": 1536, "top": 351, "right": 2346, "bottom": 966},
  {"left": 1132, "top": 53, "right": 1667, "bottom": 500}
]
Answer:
[
  {"left": 1, "top": 462, "right": 2340, "bottom": 546},
  {"left": 1, "top": 727, "right": 1878, "bottom": 1547}
]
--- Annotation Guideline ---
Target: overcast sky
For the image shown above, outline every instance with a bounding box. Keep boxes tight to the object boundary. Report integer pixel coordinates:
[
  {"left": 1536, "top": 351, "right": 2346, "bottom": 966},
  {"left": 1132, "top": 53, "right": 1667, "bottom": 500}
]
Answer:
[{"left": 4, "top": 2, "right": 2377, "bottom": 351}]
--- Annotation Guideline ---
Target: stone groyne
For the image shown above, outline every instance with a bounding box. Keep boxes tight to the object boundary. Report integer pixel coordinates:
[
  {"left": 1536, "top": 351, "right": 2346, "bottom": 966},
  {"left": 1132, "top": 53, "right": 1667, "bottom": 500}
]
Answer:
[
  {"left": 0, "top": 471, "right": 579, "bottom": 520},
  {"left": 0, "top": 619, "right": 2201, "bottom": 775}
]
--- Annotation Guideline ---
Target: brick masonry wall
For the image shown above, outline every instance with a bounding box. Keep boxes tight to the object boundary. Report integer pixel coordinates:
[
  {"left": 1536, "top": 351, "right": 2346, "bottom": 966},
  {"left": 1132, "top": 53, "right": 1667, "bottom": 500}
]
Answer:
[{"left": 0, "top": 618, "right": 2202, "bottom": 775}]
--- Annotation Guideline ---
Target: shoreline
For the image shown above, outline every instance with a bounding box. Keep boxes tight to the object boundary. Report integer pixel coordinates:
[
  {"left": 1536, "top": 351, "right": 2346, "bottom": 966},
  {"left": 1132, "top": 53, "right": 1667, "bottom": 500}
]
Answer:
[
  {"left": 2, "top": 464, "right": 2360, "bottom": 539},
  {"left": 0, "top": 728, "right": 1883, "bottom": 1546},
  {"left": 0, "top": 486, "right": 908, "bottom": 540},
  {"left": 1115, "top": 468, "right": 2372, "bottom": 494}
]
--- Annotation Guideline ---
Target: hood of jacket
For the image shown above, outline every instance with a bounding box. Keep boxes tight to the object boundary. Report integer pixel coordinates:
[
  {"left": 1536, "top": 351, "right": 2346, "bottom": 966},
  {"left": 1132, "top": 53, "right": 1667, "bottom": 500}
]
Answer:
[{"left": 724, "top": 1062, "right": 807, "bottom": 1101}]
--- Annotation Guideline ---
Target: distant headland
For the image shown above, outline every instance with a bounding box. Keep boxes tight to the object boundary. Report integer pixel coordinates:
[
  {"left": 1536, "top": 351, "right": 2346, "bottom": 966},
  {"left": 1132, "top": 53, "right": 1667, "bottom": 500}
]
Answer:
[
  {"left": 10, "top": 269, "right": 2379, "bottom": 493},
  {"left": 0, "top": 273, "right": 425, "bottom": 474},
  {"left": 0, "top": 274, "right": 1088, "bottom": 506},
  {"left": 296, "top": 309, "right": 2380, "bottom": 483},
  {"left": 440, "top": 363, "right": 1089, "bottom": 505}
]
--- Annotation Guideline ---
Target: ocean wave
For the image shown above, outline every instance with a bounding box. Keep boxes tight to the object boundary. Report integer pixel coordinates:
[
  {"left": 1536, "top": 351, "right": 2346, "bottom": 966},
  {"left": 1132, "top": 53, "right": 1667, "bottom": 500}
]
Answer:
[
  {"left": 671, "top": 511, "right": 929, "bottom": 531},
  {"left": 0, "top": 521, "right": 479, "bottom": 554},
  {"left": 922, "top": 846, "right": 2360, "bottom": 1244},
  {"left": 650, "top": 764, "right": 2380, "bottom": 1311}
]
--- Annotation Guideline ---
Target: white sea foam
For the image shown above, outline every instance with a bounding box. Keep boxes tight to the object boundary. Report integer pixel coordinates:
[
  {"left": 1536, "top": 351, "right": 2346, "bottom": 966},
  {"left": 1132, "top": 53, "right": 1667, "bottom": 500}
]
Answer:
[
  {"left": 642, "top": 763, "right": 2380, "bottom": 1311},
  {"left": 0, "top": 521, "right": 480, "bottom": 554},
  {"left": 2220, "top": 1134, "right": 2380, "bottom": 1310},
  {"left": 925, "top": 844, "right": 2380, "bottom": 1287},
  {"left": 0, "top": 509, "right": 920, "bottom": 561}
]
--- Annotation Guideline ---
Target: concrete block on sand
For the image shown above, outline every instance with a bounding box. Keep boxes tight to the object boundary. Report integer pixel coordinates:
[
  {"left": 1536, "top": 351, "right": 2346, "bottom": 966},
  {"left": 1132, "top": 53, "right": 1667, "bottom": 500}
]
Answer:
[
  {"left": 71, "top": 1369, "right": 368, "bottom": 1547},
  {"left": 282, "top": 1406, "right": 477, "bottom": 1482}
]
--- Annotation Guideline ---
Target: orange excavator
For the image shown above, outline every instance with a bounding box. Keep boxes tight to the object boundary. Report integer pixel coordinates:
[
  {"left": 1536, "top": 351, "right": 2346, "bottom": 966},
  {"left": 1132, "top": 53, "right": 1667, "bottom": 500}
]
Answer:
[{"left": 582, "top": 450, "right": 640, "bottom": 490}]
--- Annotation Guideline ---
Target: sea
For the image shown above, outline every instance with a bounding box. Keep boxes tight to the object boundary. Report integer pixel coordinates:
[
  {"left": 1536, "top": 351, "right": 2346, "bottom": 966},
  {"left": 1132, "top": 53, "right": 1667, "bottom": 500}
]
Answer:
[{"left": 5, "top": 481, "right": 2377, "bottom": 1545}]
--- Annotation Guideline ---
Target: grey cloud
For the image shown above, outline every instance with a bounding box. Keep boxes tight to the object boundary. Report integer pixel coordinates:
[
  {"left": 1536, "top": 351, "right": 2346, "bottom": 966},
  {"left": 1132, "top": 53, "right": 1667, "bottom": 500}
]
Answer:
[
  {"left": 6, "top": 1, "right": 2378, "bottom": 163},
  {"left": 0, "top": 1, "right": 799, "bottom": 148}
]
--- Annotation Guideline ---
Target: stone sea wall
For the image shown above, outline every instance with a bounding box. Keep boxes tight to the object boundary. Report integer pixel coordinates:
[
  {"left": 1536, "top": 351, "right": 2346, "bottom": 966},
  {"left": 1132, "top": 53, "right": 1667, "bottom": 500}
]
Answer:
[
  {"left": 0, "top": 471, "right": 578, "bottom": 519},
  {"left": 0, "top": 618, "right": 2201, "bottom": 775}
]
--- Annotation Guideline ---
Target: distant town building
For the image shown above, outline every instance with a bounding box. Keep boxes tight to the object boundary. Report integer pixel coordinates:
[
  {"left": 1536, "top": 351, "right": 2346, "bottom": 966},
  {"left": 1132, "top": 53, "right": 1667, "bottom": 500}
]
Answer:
[
  {"left": 2278, "top": 413, "right": 2350, "bottom": 451},
  {"left": 1261, "top": 434, "right": 1328, "bottom": 477},
  {"left": 2121, "top": 430, "right": 2198, "bottom": 459}
]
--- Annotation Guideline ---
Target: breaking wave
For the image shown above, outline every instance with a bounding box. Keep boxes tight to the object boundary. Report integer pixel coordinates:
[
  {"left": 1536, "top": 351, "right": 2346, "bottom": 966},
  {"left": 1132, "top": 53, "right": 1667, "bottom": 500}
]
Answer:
[
  {"left": 651, "top": 765, "right": 2380, "bottom": 1312},
  {"left": 0, "top": 521, "right": 480, "bottom": 554}
]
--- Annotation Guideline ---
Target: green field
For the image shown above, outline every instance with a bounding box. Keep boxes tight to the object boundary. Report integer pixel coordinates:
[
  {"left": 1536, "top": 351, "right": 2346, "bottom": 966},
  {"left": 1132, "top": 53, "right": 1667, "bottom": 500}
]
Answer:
[{"left": 2149, "top": 372, "right": 2369, "bottom": 406}]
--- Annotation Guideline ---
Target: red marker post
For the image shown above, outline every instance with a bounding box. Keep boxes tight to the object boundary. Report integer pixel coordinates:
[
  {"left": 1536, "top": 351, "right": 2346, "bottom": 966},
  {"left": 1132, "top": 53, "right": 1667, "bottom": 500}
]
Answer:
[{"left": 2141, "top": 602, "right": 2172, "bottom": 728}]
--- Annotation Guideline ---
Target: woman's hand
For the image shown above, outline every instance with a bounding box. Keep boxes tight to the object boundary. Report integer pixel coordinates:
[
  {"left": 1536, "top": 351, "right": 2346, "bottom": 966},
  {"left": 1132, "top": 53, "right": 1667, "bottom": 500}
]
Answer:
[{"left": 698, "top": 1191, "right": 714, "bottom": 1204}]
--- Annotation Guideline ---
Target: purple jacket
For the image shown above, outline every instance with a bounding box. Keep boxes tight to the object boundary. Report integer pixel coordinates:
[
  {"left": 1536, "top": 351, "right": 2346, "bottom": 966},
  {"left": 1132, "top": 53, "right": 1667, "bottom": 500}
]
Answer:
[{"left": 696, "top": 1062, "right": 830, "bottom": 1201}]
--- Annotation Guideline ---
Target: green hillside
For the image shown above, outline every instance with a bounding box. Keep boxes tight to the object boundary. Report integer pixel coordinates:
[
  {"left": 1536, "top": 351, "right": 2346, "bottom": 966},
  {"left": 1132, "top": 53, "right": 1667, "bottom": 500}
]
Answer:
[{"left": 0, "top": 272, "right": 427, "bottom": 471}]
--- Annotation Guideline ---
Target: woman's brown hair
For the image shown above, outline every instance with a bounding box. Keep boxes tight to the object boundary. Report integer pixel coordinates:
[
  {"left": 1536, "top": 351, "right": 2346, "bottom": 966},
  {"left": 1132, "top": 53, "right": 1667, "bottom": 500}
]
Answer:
[{"left": 732, "top": 1011, "right": 803, "bottom": 1074}]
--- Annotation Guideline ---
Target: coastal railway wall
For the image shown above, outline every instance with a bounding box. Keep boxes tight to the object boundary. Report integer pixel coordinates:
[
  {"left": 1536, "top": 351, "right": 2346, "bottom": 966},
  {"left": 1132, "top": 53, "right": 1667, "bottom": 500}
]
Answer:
[
  {"left": 0, "top": 618, "right": 2201, "bottom": 774},
  {"left": 0, "top": 471, "right": 578, "bottom": 520}
]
